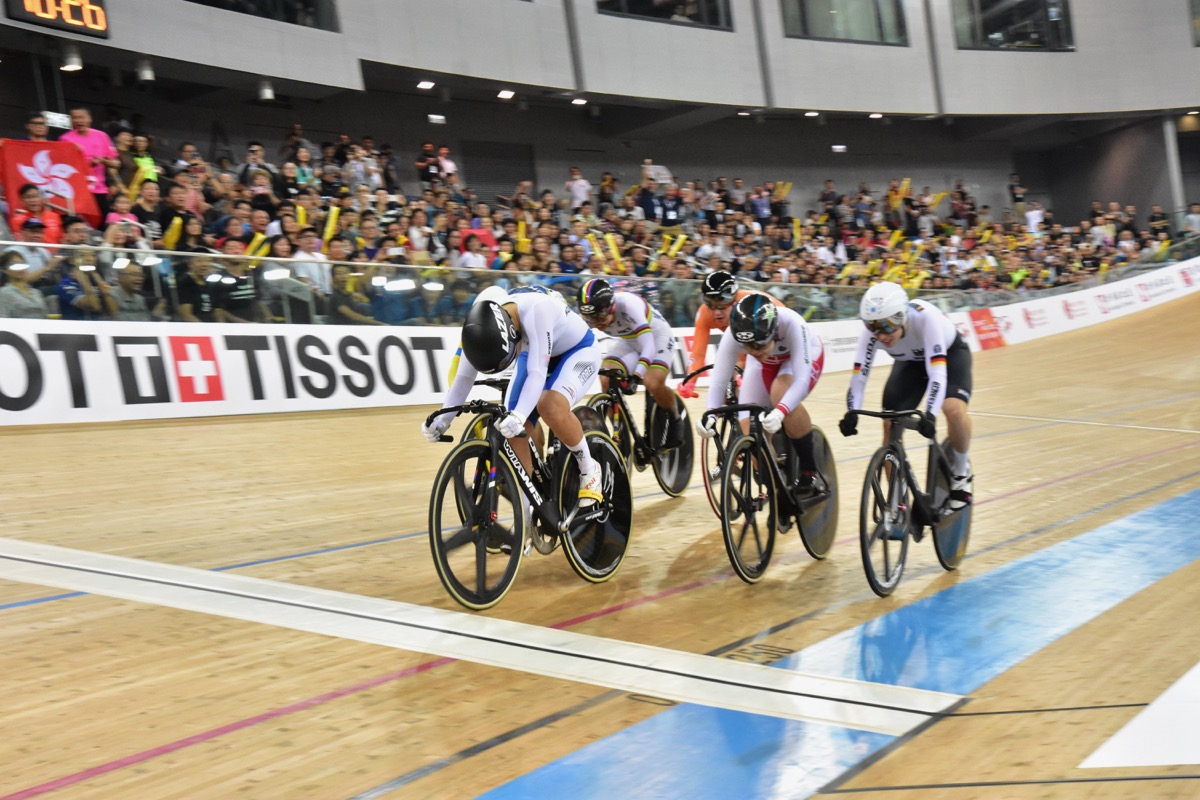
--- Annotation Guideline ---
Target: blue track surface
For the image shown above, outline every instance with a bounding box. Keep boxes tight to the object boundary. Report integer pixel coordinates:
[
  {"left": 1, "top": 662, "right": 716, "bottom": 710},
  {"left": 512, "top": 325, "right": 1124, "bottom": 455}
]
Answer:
[{"left": 481, "top": 488, "right": 1200, "bottom": 799}]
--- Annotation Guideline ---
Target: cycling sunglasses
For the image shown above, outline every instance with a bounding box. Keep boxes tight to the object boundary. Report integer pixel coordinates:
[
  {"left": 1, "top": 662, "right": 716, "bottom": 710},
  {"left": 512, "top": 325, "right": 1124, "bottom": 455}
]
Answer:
[{"left": 864, "top": 316, "right": 903, "bottom": 336}]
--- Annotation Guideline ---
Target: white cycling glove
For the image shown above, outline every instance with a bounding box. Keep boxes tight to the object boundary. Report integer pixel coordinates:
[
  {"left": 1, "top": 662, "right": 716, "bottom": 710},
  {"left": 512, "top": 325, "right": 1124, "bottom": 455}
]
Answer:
[
  {"left": 695, "top": 417, "right": 717, "bottom": 439},
  {"left": 496, "top": 412, "right": 526, "bottom": 439},
  {"left": 422, "top": 416, "right": 450, "bottom": 443},
  {"left": 760, "top": 408, "right": 785, "bottom": 435}
]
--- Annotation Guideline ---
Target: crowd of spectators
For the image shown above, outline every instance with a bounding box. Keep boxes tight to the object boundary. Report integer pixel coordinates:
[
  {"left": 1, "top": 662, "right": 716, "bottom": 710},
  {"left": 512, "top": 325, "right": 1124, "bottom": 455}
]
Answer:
[{"left": 0, "top": 108, "right": 1187, "bottom": 325}]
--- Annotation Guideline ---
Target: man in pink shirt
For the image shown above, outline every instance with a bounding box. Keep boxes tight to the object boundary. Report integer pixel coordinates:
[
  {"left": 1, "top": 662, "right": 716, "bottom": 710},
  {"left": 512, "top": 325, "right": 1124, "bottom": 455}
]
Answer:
[{"left": 58, "top": 106, "right": 118, "bottom": 217}]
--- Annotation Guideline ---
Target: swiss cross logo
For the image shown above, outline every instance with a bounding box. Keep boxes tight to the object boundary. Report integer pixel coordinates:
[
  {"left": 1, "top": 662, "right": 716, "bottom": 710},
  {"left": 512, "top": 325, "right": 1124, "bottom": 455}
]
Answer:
[{"left": 168, "top": 337, "right": 224, "bottom": 402}]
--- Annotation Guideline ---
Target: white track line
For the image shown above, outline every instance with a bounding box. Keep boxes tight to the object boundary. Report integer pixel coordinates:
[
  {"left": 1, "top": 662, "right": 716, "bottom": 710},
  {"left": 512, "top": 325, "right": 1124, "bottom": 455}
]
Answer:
[
  {"left": 972, "top": 411, "right": 1200, "bottom": 435},
  {"left": 0, "top": 537, "right": 960, "bottom": 736}
]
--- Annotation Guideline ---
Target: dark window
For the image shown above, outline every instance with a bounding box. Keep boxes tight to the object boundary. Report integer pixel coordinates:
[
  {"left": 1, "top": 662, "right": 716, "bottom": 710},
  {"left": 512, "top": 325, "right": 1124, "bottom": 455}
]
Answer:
[
  {"left": 597, "top": 0, "right": 732, "bottom": 31},
  {"left": 952, "top": 0, "right": 1074, "bottom": 51},
  {"left": 782, "top": 0, "right": 907, "bottom": 45},
  {"left": 182, "top": 0, "right": 339, "bottom": 32}
]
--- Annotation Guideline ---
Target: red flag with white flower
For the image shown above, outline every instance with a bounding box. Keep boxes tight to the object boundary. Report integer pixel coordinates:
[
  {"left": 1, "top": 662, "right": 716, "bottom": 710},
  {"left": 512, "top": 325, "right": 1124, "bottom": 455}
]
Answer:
[{"left": 0, "top": 139, "right": 100, "bottom": 228}]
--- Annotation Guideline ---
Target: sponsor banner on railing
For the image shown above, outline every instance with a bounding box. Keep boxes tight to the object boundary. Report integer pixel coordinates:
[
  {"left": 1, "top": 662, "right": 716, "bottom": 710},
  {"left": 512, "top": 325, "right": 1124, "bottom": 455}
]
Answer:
[
  {"left": 1, "top": 260, "right": 1196, "bottom": 426},
  {"left": 0, "top": 320, "right": 460, "bottom": 425}
]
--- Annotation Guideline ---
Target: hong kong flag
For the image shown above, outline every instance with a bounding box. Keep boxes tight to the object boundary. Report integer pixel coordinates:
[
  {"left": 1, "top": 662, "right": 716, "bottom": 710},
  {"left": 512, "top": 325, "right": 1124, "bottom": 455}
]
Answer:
[{"left": 0, "top": 139, "right": 100, "bottom": 227}]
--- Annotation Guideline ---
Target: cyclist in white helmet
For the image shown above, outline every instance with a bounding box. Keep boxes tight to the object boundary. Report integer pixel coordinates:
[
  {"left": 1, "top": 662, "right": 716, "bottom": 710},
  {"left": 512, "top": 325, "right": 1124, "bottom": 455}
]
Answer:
[{"left": 840, "top": 281, "right": 975, "bottom": 508}]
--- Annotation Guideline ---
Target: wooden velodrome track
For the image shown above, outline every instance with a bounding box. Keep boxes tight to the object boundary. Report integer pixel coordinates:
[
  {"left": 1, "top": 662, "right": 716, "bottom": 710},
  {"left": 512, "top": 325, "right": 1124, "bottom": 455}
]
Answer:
[{"left": 1, "top": 292, "right": 1198, "bottom": 800}]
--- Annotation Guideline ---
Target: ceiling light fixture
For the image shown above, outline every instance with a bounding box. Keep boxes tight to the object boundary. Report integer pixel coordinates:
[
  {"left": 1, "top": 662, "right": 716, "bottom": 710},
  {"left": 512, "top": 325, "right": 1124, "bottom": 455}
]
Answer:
[
  {"left": 417, "top": 80, "right": 435, "bottom": 90},
  {"left": 869, "top": 113, "right": 883, "bottom": 119},
  {"left": 258, "top": 80, "right": 275, "bottom": 101},
  {"left": 737, "top": 111, "right": 751, "bottom": 117},
  {"left": 832, "top": 145, "right": 847, "bottom": 153},
  {"left": 60, "top": 44, "right": 82, "bottom": 72},
  {"left": 572, "top": 98, "right": 587, "bottom": 106},
  {"left": 805, "top": 111, "right": 819, "bottom": 117},
  {"left": 497, "top": 90, "right": 515, "bottom": 100},
  {"left": 136, "top": 58, "right": 155, "bottom": 82},
  {"left": 428, "top": 114, "right": 446, "bottom": 124}
]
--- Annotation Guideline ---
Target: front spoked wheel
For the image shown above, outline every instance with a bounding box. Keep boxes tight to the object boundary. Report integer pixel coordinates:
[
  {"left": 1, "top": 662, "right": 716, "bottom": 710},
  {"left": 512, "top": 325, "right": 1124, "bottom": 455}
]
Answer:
[
  {"left": 859, "top": 446, "right": 911, "bottom": 597},
  {"left": 798, "top": 427, "right": 839, "bottom": 560},
  {"left": 720, "top": 434, "right": 777, "bottom": 583},
  {"left": 556, "top": 431, "right": 633, "bottom": 583},
  {"left": 429, "top": 440, "right": 525, "bottom": 610},
  {"left": 701, "top": 414, "right": 737, "bottom": 518},
  {"left": 648, "top": 394, "right": 694, "bottom": 497},
  {"left": 931, "top": 439, "right": 972, "bottom": 570}
]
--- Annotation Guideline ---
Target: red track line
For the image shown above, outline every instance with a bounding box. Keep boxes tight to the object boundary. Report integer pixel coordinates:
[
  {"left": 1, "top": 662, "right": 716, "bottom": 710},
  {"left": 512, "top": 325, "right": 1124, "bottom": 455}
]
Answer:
[{"left": 6, "top": 438, "right": 1197, "bottom": 799}]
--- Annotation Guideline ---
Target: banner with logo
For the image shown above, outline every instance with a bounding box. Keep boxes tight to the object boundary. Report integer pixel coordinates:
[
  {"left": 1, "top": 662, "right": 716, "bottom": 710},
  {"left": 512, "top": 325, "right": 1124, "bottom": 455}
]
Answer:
[
  {"left": 0, "top": 138, "right": 100, "bottom": 227},
  {"left": 0, "top": 260, "right": 1196, "bottom": 427}
]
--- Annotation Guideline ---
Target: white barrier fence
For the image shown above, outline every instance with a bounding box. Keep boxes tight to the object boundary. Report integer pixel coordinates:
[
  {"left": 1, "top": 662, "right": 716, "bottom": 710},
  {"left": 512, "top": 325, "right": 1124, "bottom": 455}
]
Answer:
[{"left": 1, "top": 258, "right": 1197, "bottom": 426}]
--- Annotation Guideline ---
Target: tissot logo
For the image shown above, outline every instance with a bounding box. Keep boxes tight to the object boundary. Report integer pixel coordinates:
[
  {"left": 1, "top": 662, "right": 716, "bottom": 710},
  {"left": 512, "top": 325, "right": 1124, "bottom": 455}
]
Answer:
[
  {"left": 170, "top": 336, "right": 224, "bottom": 402},
  {"left": 0, "top": 328, "right": 448, "bottom": 417}
]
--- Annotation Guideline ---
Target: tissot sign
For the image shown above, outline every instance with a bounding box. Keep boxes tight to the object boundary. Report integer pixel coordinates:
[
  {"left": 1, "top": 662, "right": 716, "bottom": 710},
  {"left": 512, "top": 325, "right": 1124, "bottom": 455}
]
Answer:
[
  {"left": 0, "top": 321, "right": 452, "bottom": 424},
  {"left": 5, "top": 0, "right": 109, "bottom": 37}
]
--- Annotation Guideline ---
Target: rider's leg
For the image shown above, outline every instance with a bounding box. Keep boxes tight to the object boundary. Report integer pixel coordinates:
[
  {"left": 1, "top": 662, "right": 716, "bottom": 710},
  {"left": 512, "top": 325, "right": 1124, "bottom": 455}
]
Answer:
[
  {"left": 943, "top": 397, "right": 971, "bottom": 473},
  {"left": 770, "top": 373, "right": 817, "bottom": 476},
  {"left": 544, "top": 338, "right": 606, "bottom": 505}
]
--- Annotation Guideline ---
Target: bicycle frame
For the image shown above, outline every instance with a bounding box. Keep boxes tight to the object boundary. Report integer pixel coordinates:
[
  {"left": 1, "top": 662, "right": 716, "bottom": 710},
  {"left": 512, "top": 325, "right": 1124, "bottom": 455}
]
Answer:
[
  {"left": 426, "top": 401, "right": 605, "bottom": 535},
  {"left": 701, "top": 403, "right": 827, "bottom": 516},
  {"left": 858, "top": 409, "right": 954, "bottom": 530},
  {"left": 596, "top": 368, "right": 660, "bottom": 465}
]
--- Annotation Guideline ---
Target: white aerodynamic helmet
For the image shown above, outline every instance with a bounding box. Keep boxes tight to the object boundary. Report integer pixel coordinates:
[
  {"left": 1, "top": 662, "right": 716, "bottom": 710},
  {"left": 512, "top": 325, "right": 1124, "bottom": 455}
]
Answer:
[
  {"left": 859, "top": 282, "right": 910, "bottom": 335},
  {"left": 474, "top": 285, "right": 509, "bottom": 306}
]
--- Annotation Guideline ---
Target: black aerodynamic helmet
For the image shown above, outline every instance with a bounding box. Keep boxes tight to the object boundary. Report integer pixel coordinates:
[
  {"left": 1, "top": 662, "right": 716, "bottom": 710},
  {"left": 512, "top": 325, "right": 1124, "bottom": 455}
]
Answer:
[
  {"left": 577, "top": 278, "right": 614, "bottom": 317},
  {"left": 730, "top": 294, "right": 778, "bottom": 345},
  {"left": 701, "top": 270, "right": 737, "bottom": 304},
  {"left": 462, "top": 299, "right": 519, "bottom": 373}
]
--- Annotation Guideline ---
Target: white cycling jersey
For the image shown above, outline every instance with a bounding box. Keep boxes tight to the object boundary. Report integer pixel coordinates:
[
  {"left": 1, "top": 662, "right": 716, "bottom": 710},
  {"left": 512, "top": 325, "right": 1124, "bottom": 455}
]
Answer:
[
  {"left": 596, "top": 292, "right": 674, "bottom": 376},
  {"left": 706, "top": 305, "right": 825, "bottom": 415},
  {"left": 847, "top": 297, "right": 959, "bottom": 417},
  {"left": 444, "top": 290, "right": 597, "bottom": 420}
]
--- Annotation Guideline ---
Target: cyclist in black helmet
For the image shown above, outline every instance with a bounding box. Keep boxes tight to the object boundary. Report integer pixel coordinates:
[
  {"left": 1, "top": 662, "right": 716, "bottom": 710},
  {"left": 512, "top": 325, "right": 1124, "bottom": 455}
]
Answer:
[
  {"left": 578, "top": 277, "right": 683, "bottom": 448},
  {"left": 679, "top": 270, "right": 783, "bottom": 398},
  {"left": 423, "top": 289, "right": 605, "bottom": 506},
  {"left": 696, "top": 293, "right": 828, "bottom": 493}
]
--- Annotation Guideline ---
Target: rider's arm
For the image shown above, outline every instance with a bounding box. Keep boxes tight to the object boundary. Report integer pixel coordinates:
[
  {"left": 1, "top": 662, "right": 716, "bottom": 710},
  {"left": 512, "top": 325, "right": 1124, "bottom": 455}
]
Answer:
[
  {"left": 705, "top": 331, "right": 740, "bottom": 410},
  {"left": 442, "top": 351, "right": 479, "bottom": 410},
  {"left": 775, "top": 323, "right": 820, "bottom": 415},
  {"left": 687, "top": 304, "right": 715, "bottom": 374},
  {"left": 509, "top": 302, "right": 555, "bottom": 421},
  {"left": 846, "top": 330, "right": 876, "bottom": 411},
  {"left": 921, "top": 313, "right": 953, "bottom": 418},
  {"left": 625, "top": 295, "right": 655, "bottom": 378}
]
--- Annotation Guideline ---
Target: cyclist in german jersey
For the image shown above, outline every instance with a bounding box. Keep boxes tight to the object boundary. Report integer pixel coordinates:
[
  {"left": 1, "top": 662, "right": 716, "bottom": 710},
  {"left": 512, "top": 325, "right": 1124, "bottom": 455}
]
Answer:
[
  {"left": 678, "top": 271, "right": 784, "bottom": 398},
  {"left": 423, "top": 288, "right": 605, "bottom": 505},
  {"left": 697, "top": 294, "right": 827, "bottom": 493},
  {"left": 577, "top": 278, "right": 683, "bottom": 447},
  {"left": 840, "top": 281, "right": 974, "bottom": 508}
]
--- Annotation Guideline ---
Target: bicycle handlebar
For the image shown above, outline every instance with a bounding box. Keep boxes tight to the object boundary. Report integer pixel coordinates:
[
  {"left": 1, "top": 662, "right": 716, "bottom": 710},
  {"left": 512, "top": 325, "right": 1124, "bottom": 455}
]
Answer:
[
  {"left": 598, "top": 368, "right": 641, "bottom": 383},
  {"left": 701, "top": 403, "right": 770, "bottom": 428},
  {"left": 425, "top": 400, "right": 528, "bottom": 441},
  {"left": 853, "top": 408, "right": 927, "bottom": 431}
]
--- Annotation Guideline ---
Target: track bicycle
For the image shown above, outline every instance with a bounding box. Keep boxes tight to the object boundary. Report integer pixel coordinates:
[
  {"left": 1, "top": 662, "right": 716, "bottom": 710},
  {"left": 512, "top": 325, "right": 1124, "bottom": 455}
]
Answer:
[
  {"left": 700, "top": 404, "right": 838, "bottom": 583},
  {"left": 584, "top": 367, "right": 693, "bottom": 497},
  {"left": 854, "top": 408, "right": 973, "bottom": 597},
  {"left": 424, "top": 399, "right": 632, "bottom": 610},
  {"left": 682, "top": 364, "right": 742, "bottom": 519}
]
